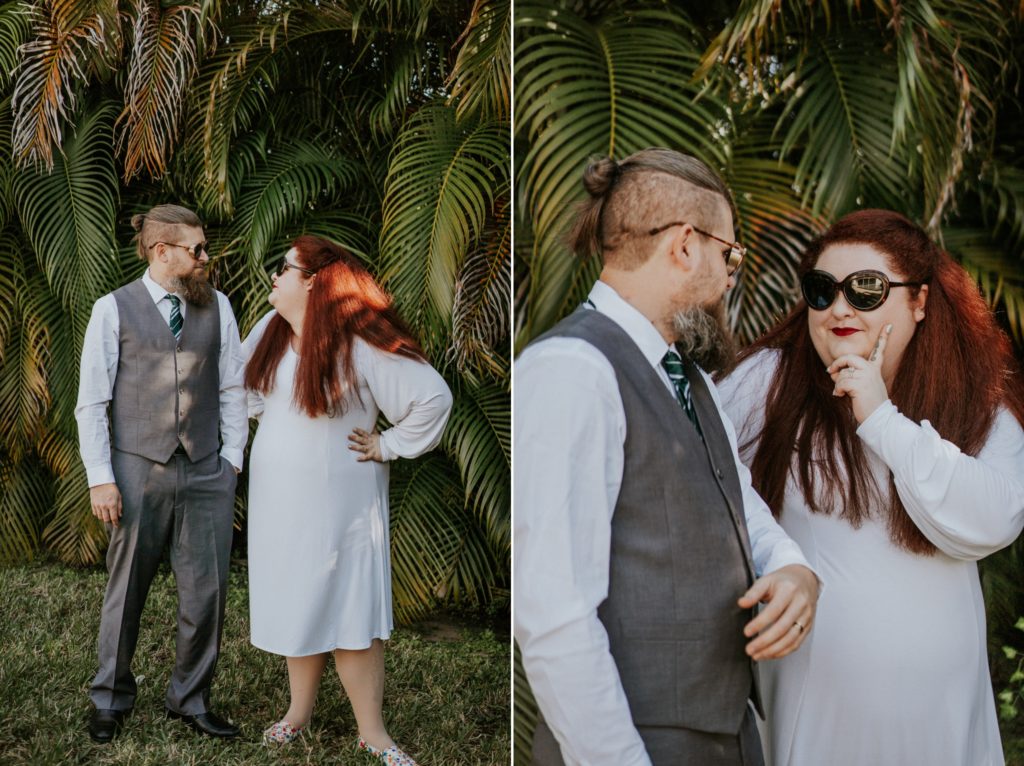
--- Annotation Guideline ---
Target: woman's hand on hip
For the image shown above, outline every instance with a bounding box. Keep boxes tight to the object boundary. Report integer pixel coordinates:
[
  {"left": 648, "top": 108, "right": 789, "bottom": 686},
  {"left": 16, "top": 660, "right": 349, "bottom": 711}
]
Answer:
[
  {"left": 348, "top": 427, "right": 384, "bottom": 462},
  {"left": 827, "top": 322, "right": 893, "bottom": 423}
]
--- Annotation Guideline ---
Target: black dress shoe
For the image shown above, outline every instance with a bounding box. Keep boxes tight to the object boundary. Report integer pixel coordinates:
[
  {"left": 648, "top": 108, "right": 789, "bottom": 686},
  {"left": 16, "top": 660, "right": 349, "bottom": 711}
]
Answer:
[
  {"left": 166, "top": 708, "right": 240, "bottom": 738},
  {"left": 88, "top": 708, "right": 128, "bottom": 744}
]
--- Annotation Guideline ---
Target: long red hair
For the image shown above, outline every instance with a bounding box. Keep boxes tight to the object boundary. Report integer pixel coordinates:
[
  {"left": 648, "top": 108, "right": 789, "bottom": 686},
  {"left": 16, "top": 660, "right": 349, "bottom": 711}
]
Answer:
[
  {"left": 734, "top": 209, "right": 1024, "bottom": 554},
  {"left": 245, "top": 235, "right": 425, "bottom": 417}
]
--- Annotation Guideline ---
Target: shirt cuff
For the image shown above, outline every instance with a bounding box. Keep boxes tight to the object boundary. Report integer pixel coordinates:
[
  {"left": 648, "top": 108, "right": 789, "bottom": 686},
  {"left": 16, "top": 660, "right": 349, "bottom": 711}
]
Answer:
[
  {"left": 220, "top": 447, "right": 244, "bottom": 473},
  {"left": 379, "top": 430, "right": 395, "bottom": 462},
  {"left": 763, "top": 541, "right": 825, "bottom": 595},
  {"left": 855, "top": 398, "right": 898, "bottom": 449},
  {"left": 85, "top": 463, "right": 117, "bottom": 488}
]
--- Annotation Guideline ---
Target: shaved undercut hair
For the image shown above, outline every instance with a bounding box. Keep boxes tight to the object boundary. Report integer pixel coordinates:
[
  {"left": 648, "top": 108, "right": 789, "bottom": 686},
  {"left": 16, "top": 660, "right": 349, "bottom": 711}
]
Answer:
[
  {"left": 569, "top": 148, "right": 735, "bottom": 270},
  {"left": 130, "top": 204, "right": 203, "bottom": 262}
]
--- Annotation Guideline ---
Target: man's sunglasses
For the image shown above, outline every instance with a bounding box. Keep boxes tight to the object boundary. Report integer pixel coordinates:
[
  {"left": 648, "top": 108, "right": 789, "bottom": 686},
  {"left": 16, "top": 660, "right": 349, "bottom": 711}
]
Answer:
[
  {"left": 647, "top": 221, "right": 745, "bottom": 276},
  {"left": 277, "top": 257, "right": 317, "bottom": 277},
  {"left": 801, "top": 269, "right": 925, "bottom": 312},
  {"left": 149, "top": 241, "right": 208, "bottom": 259}
]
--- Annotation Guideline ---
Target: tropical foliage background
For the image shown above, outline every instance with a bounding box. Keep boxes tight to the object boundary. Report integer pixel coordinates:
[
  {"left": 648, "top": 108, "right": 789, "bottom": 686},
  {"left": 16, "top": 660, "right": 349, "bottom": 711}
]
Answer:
[
  {"left": 0, "top": 0, "right": 511, "bottom": 625},
  {"left": 514, "top": 0, "right": 1024, "bottom": 759}
]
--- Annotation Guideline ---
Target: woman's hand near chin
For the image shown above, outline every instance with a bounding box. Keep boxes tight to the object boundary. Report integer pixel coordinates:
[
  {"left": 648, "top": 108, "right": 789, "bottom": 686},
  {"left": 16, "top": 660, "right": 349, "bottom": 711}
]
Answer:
[{"left": 827, "top": 322, "right": 894, "bottom": 423}]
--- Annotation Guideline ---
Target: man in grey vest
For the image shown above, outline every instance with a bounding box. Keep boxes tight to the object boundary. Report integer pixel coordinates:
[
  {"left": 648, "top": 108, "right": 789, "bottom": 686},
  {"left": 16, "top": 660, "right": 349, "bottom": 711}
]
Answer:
[
  {"left": 514, "top": 149, "right": 821, "bottom": 765},
  {"left": 76, "top": 204, "right": 247, "bottom": 743}
]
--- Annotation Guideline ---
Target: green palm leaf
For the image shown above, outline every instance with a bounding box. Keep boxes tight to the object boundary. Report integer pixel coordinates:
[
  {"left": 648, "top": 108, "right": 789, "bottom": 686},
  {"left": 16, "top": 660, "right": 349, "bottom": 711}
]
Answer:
[
  {"left": 0, "top": 2, "right": 30, "bottom": 91},
  {"left": 943, "top": 225, "right": 1024, "bottom": 343},
  {"left": 13, "top": 100, "right": 121, "bottom": 339},
  {"left": 449, "top": 193, "right": 510, "bottom": 381},
  {"left": 379, "top": 104, "right": 509, "bottom": 351},
  {"left": 774, "top": 30, "right": 907, "bottom": 217},
  {"left": 388, "top": 451, "right": 465, "bottom": 622},
  {"left": 0, "top": 265, "right": 49, "bottom": 459},
  {"left": 39, "top": 431, "right": 107, "bottom": 565},
  {"left": 0, "top": 455, "right": 52, "bottom": 565},
  {"left": 189, "top": 4, "right": 355, "bottom": 215},
  {"left": 448, "top": 0, "right": 510, "bottom": 122},
  {"left": 443, "top": 380, "right": 510, "bottom": 552},
  {"left": 726, "top": 114, "right": 827, "bottom": 343},
  {"left": 514, "top": 3, "right": 730, "bottom": 343},
  {"left": 116, "top": 1, "right": 200, "bottom": 181}
]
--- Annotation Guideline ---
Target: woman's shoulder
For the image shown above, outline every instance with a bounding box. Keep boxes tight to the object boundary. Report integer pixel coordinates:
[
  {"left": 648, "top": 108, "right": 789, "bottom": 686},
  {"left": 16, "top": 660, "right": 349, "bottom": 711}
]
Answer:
[
  {"left": 716, "top": 348, "right": 782, "bottom": 441},
  {"left": 719, "top": 348, "right": 782, "bottom": 400}
]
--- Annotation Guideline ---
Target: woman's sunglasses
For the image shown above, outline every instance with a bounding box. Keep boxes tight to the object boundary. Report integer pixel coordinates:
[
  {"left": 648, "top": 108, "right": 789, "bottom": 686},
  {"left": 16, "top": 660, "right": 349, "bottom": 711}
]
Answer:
[
  {"left": 801, "top": 269, "right": 925, "bottom": 312},
  {"left": 278, "top": 257, "right": 317, "bottom": 277}
]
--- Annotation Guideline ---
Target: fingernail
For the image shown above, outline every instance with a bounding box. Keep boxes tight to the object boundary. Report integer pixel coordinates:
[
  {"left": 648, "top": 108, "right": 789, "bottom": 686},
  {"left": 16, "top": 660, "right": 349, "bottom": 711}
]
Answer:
[{"left": 886, "top": 323, "right": 893, "bottom": 332}]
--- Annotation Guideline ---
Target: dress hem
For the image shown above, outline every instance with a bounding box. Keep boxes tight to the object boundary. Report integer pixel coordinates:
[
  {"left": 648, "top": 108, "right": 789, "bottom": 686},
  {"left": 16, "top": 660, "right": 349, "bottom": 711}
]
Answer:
[{"left": 250, "top": 630, "right": 393, "bottom": 657}]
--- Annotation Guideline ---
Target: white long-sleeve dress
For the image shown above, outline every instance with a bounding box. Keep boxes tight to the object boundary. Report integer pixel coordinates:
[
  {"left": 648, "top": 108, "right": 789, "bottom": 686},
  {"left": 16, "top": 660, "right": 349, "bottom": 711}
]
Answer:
[
  {"left": 243, "top": 311, "right": 453, "bottom": 655},
  {"left": 718, "top": 349, "right": 1024, "bottom": 766}
]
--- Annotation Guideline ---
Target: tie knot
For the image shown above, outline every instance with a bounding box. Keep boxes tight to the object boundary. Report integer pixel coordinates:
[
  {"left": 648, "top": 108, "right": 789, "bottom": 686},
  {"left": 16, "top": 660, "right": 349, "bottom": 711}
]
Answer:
[
  {"left": 661, "top": 349, "right": 685, "bottom": 377},
  {"left": 166, "top": 294, "right": 180, "bottom": 307}
]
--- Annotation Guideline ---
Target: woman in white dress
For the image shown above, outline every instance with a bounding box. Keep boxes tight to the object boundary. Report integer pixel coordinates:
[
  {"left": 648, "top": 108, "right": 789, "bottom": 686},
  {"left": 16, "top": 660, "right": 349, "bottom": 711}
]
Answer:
[
  {"left": 718, "top": 209, "right": 1024, "bottom": 766},
  {"left": 242, "top": 235, "right": 452, "bottom": 765}
]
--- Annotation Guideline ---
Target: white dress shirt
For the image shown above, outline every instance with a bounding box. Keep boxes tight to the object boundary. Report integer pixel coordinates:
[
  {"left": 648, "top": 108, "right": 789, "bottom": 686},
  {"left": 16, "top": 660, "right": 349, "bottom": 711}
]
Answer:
[
  {"left": 513, "top": 280, "right": 814, "bottom": 766},
  {"left": 75, "top": 270, "right": 248, "bottom": 486}
]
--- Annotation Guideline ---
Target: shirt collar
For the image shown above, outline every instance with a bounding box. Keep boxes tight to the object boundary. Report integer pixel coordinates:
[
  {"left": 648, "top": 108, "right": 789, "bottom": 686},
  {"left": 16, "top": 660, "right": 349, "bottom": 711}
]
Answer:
[
  {"left": 142, "top": 269, "right": 180, "bottom": 304},
  {"left": 587, "top": 280, "right": 674, "bottom": 370}
]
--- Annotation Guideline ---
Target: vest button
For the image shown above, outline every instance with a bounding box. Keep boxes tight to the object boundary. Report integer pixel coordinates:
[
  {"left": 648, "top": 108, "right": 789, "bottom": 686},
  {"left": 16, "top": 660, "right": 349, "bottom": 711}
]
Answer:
[
  {"left": 716, "top": 468, "right": 724, "bottom": 479},
  {"left": 179, "top": 388, "right": 184, "bottom": 395},
  {"left": 176, "top": 346, "right": 182, "bottom": 353}
]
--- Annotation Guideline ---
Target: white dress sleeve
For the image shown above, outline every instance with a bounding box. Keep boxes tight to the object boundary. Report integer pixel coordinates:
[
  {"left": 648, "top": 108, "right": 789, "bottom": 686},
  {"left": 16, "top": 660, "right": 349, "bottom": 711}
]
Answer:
[
  {"left": 713, "top": 351, "right": 816, "bottom": 578},
  {"left": 240, "top": 310, "right": 277, "bottom": 421},
  {"left": 857, "top": 400, "right": 1024, "bottom": 560},
  {"left": 356, "top": 340, "right": 453, "bottom": 461}
]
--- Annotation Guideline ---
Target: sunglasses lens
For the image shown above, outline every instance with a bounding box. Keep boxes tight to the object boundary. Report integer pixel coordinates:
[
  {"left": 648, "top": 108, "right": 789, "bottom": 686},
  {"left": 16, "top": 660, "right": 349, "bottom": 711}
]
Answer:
[
  {"left": 845, "top": 273, "right": 887, "bottom": 311},
  {"left": 801, "top": 272, "right": 837, "bottom": 310},
  {"left": 196, "top": 241, "right": 208, "bottom": 256},
  {"left": 727, "top": 247, "right": 743, "bottom": 274}
]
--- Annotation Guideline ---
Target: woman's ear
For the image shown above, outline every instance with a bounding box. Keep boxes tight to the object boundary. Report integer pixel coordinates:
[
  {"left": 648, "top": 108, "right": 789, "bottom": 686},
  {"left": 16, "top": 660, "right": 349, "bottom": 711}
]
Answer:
[{"left": 913, "top": 284, "right": 928, "bottom": 322}]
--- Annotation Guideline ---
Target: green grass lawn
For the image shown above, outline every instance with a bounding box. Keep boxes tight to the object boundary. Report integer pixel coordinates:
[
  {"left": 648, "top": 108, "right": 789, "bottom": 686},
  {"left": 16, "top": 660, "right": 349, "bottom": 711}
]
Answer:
[{"left": 0, "top": 561, "right": 510, "bottom": 765}]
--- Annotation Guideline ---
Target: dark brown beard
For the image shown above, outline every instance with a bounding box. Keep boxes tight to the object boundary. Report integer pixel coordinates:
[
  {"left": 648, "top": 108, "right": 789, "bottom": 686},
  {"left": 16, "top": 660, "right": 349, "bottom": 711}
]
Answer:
[
  {"left": 671, "top": 300, "right": 736, "bottom": 372},
  {"left": 170, "top": 268, "right": 215, "bottom": 306}
]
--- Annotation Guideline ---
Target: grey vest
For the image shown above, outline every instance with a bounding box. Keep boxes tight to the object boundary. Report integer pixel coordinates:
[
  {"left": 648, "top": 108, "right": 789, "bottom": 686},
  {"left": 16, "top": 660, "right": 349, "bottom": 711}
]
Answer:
[
  {"left": 110, "top": 280, "right": 221, "bottom": 463},
  {"left": 533, "top": 308, "right": 760, "bottom": 751}
]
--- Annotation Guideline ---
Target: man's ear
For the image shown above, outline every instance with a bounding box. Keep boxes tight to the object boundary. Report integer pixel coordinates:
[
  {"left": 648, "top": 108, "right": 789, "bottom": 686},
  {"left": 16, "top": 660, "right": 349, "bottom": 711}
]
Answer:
[{"left": 667, "top": 224, "right": 696, "bottom": 274}]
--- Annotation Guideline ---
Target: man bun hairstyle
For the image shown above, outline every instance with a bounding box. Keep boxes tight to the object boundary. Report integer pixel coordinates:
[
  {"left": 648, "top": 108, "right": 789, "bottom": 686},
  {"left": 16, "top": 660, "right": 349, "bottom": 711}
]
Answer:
[
  {"left": 131, "top": 204, "right": 203, "bottom": 260},
  {"left": 569, "top": 148, "right": 735, "bottom": 270}
]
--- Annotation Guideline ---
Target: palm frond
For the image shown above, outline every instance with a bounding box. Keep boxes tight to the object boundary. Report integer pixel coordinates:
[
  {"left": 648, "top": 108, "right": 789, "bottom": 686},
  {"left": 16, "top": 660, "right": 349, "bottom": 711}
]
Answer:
[
  {"left": 116, "top": 0, "right": 200, "bottom": 181},
  {"left": 0, "top": 2, "right": 31, "bottom": 91},
  {"left": 37, "top": 429, "right": 107, "bottom": 565},
  {"left": 449, "top": 193, "right": 510, "bottom": 381},
  {"left": 773, "top": 30, "right": 907, "bottom": 217},
  {"left": 13, "top": 100, "right": 121, "bottom": 338},
  {"left": 726, "top": 113, "right": 827, "bottom": 343},
  {"left": 379, "top": 104, "right": 509, "bottom": 352},
  {"left": 0, "top": 454, "right": 52, "bottom": 565},
  {"left": 447, "top": 0, "right": 510, "bottom": 123},
  {"left": 388, "top": 451, "right": 465, "bottom": 622},
  {"left": 10, "top": 0, "right": 119, "bottom": 168},
  {"left": 514, "top": 3, "right": 729, "bottom": 343},
  {"left": 189, "top": 5, "right": 355, "bottom": 214},
  {"left": 442, "top": 379, "right": 510, "bottom": 552},
  {"left": 0, "top": 278, "right": 49, "bottom": 459},
  {"left": 943, "top": 225, "right": 1024, "bottom": 343}
]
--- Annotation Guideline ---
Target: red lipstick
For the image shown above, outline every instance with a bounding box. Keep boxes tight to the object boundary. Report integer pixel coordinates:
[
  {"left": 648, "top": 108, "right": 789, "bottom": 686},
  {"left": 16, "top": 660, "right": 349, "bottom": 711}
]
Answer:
[{"left": 831, "top": 328, "right": 859, "bottom": 337}]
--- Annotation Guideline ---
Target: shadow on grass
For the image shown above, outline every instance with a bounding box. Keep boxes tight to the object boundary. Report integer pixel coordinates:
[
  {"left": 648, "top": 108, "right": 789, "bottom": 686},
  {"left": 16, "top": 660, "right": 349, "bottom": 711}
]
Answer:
[{"left": 0, "top": 561, "right": 510, "bottom": 765}]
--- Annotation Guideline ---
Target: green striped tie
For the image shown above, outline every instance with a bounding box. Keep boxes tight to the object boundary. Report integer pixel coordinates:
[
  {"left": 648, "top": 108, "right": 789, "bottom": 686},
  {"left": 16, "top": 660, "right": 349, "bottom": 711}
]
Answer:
[
  {"left": 166, "top": 294, "right": 183, "bottom": 339},
  {"left": 661, "top": 349, "right": 701, "bottom": 433}
]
